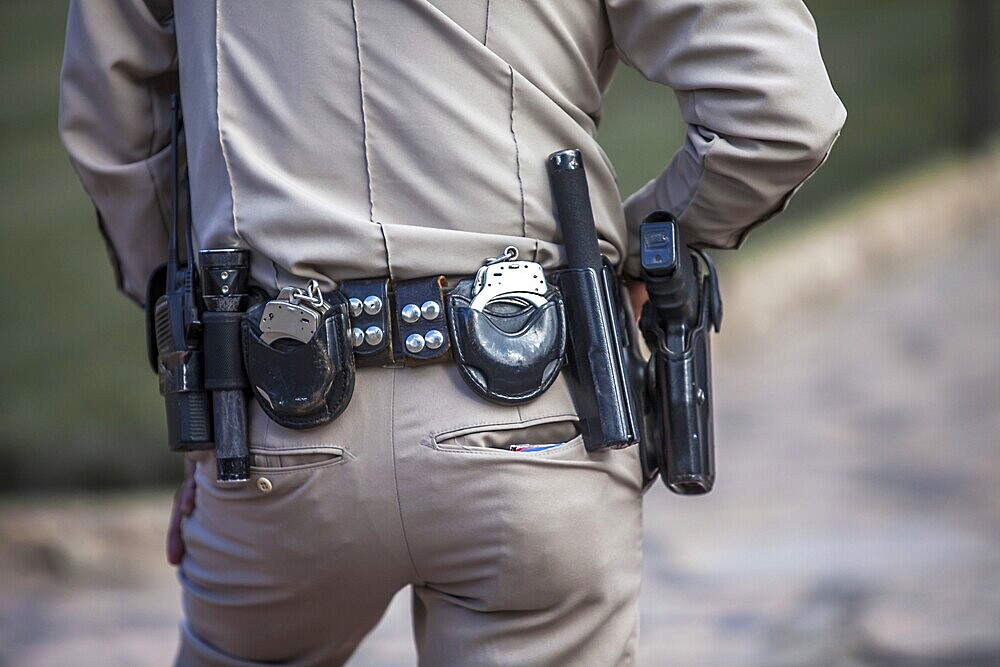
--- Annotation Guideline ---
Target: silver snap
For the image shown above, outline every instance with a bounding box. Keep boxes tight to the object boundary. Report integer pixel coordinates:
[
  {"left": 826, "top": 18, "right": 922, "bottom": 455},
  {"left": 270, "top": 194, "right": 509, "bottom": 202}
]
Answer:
[
  {"left": 221, "top": 285, "right": 230, "bottom": 294},
  {"left": 351, "top": 327, "right": 365, "bottom": 347},
  {"left": 405, "top": 333, "right": 425, "bottom": 353},
  {"left": 420, "top": 300, "right": 441, "bottom": 320},
  {"left": 363, "top": 295, "right": 383, "bottom": 315},
  {"left": 425, "top": 329, "right": 444, "bottom": 350},
  {"left": 220, "top": 271, "right": 230, "bottom": 280},
  {"left": 256, "top": 477, "right": 273, "bottom": 493},
  {"left": 348, "top": 297, "right": 363, "bottom": 318},
  {"left": 400, "top": 303, "right": 421, "bottom": 324},
  {"left": 365, "top": 326, "right": 384, "bottom": 346}
]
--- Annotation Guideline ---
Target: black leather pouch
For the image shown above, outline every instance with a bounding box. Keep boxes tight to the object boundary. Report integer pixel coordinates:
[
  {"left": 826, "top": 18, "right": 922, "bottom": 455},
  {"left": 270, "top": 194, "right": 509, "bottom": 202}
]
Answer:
[
  {"left": 241, "top": 292, "right": 356, "bottom": 429},
  {"left": 447, "top": 278, "right": 566, "bottom": 404}
]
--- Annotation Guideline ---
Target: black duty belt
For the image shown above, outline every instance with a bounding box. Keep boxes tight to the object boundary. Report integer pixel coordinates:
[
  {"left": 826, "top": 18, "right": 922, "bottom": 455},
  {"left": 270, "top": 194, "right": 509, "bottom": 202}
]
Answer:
[
  {"left": 150, "top": 141, "right": 720, "bottom": 496},
  {"left": 238, "top": 249, "right": 567, "bottom": 431},
  {"left": 340, "top": 275, "right": 453, "bottom": 368}
]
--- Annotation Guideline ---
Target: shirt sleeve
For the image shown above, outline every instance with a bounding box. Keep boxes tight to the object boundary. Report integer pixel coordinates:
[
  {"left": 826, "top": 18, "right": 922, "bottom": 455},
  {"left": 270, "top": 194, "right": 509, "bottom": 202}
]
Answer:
[
  {"left": 58, "top": 0, "right": 178, "bottom": 305},
  {"left": 606, "top": 0, "right": 847, "bottom": 276}
]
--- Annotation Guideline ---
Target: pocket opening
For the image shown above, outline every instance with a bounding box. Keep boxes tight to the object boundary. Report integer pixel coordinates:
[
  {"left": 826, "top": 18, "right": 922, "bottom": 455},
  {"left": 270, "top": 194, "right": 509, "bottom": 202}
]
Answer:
[
  {"left": 249, "top": 446, "right": 345, "bottom": 472},
  {"left": 433, "top": 416, "right": 580, "bottom": 453}
]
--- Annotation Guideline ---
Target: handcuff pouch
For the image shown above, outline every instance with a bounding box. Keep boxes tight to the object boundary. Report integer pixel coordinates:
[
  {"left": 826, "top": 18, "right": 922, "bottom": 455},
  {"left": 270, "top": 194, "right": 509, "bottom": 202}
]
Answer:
[
  {"left": 241, "top": 292, "right": 356, "bottom": 429},
  {"left": 447, "top": 278, "right": 566, "bottom": 404}
]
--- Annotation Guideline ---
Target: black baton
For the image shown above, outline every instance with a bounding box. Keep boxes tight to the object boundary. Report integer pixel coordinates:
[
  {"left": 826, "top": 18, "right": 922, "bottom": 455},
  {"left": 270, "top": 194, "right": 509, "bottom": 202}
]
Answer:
[
  {"left": 200, "top": 249, "right": 251, "bottom": 483},
  {"left": 547, "top": 149, "right": 639, "bottom": 451},
  {"left": 548, "top": 150, "right": 604, "bottom": 272}
]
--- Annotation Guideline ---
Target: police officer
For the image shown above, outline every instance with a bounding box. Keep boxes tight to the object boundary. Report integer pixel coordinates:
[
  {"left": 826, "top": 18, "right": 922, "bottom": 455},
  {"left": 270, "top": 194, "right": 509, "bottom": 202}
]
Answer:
[{"left": 59, "top": 1, "right": 845, "bottom": 664}]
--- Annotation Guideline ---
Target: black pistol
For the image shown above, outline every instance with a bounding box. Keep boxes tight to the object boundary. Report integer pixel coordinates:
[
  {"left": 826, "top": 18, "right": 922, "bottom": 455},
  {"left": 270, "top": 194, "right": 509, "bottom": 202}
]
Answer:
[
  {"left": 547, "top": 149, "right": 640, "bottom": 451},
  {"left": 638, "top": 212, "right": 722, "bottom": 495}
]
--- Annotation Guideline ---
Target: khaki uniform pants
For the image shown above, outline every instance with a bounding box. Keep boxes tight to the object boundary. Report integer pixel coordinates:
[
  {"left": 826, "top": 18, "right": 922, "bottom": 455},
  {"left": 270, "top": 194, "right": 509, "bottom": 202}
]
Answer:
[{"left": 177, "top": 364, "right": 644, "bottom": 666}]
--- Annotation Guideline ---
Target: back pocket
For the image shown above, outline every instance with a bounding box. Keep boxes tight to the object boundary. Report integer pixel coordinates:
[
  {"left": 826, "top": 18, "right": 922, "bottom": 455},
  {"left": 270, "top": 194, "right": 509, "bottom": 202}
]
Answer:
[
  {"left": 431, "top": 416, "right": 580, "bottom": 455},
  {"left": 250, "top": 445, "right": 346, "bottom": 473}
]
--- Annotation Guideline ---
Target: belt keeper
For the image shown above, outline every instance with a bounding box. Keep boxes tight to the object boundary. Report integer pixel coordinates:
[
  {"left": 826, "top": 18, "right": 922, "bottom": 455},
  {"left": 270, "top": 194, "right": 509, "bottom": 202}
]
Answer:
[
  {"left": 393, "top": 275, "right": 452, "bottom": 365},
  {"left": 202, "top": 311, "right": 247, "bottom": 390},
  {"left": 341, "top": 278, "right": 395, "bottom": 366}
]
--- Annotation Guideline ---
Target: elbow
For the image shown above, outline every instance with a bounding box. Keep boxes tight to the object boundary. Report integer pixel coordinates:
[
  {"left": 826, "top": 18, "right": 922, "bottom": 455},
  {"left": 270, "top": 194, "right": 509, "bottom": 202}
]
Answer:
[
  {"left": 732, "top": 91, "right": 844, "bottom": 198},
  {"left": 711, "top": 90, "right": 846, "bottom": 247},
  {"left": 765, "top": 16, "right": 849, "bottom": 167},
  {"left": 778, "top": 85, "right": 847, "bottom": 168},
  {"left": 802, "top": 95, "right": 846, "bottom": 165}
]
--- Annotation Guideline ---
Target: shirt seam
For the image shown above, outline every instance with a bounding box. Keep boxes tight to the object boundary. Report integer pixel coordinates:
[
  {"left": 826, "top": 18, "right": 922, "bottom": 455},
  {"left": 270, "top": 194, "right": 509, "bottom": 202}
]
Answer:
[
  {"left": 351, "top": 0, "right": 392, "bottom": 279},
  {"left": 508, "top": 66, "right": 527, "bottom": 240},
  {"left": 214, "top": 0, "right": 246, "bottom": 251},
  {"left": 483, "top": 0, "right": 491, "bottom": 47}
]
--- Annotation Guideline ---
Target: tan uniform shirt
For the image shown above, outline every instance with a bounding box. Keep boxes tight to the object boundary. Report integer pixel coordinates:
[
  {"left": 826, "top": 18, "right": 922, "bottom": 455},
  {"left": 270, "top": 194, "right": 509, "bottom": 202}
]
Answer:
[{"left": 60, "top": 0, "right": 845, "bottom": 304}]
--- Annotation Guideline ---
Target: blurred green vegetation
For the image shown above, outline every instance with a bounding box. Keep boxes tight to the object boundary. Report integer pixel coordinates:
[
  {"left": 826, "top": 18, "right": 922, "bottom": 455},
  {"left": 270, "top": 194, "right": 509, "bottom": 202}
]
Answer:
[
  {"left": 0, "top": 1, "right": 174, "bottom": 489},
  {"left": 0, "top": 1, "right": 996, "bottom": 491}
]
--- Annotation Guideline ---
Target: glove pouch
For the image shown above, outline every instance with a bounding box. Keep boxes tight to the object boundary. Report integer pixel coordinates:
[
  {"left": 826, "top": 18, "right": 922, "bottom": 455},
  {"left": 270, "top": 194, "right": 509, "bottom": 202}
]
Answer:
[
  {"left": 242, "top": 293, "right": 356, "bottom": 429},
  {"left": 447, "top": 278, "right": 566, "bottom": 404}
]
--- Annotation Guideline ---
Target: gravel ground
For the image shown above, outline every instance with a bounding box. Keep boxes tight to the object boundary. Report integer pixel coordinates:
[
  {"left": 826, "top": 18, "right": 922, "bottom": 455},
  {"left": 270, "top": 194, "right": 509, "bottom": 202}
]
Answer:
[{"left": 1, "top": 158, "right": 998, "bottom": 666}]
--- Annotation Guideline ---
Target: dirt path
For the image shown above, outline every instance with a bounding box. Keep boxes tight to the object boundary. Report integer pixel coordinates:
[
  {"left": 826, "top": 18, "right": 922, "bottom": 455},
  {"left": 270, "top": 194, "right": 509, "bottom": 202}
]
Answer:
[
  {"left": 2, "top": 155, "right": 998, "bottom": 666},
  {"left": 634, "top": 203, "right": 1000, "bottom": 666}
]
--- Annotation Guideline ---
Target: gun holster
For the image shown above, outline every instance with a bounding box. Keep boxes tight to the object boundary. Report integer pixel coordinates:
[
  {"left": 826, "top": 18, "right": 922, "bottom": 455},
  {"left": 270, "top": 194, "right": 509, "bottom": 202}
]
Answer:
[{"left": 638, "top": 249, "right": 722, "bottom": 494}]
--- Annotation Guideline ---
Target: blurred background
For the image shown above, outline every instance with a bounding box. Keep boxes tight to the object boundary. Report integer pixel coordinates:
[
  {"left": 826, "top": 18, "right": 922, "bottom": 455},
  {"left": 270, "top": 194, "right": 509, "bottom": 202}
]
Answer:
[{"left": 1, "top": 1, "right": 997, "bottom": 665}]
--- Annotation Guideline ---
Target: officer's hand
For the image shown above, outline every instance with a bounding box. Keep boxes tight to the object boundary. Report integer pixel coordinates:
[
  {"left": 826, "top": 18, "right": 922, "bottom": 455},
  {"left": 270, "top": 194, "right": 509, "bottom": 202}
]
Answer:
[
  {"left": 627, "top": 279, "right": 648, "bottom": 323},
  {"left": 167, "top": 458, "right": 196, "bottom": 566}
]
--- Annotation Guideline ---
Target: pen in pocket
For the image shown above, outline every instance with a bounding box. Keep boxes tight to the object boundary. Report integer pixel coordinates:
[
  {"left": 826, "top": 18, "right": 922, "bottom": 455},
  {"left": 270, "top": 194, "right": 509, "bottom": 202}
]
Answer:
[{"left": 509, "top": 443, "right": 564, "bottom": 453}]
